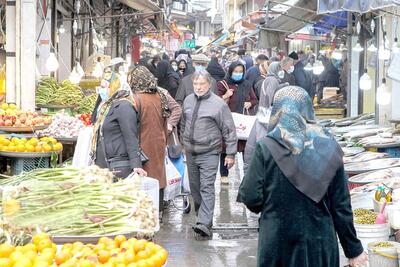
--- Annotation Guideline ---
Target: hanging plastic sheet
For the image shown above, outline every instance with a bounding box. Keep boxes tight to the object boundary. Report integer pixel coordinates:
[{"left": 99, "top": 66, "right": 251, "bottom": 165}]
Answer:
[{"left": 317, "top": 0, "right": 395, "bottom": 14}]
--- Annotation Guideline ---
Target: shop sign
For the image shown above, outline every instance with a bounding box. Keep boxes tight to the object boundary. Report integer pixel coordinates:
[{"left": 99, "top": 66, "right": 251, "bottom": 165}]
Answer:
[{"left": 181, "top": 40, "right": 196, "bottom": 49}]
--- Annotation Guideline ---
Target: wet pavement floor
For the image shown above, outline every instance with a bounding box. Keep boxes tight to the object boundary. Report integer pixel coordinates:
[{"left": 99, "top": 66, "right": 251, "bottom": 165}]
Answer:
[{"left": 154, "top": 158, "right": 259, "bottom": 267}]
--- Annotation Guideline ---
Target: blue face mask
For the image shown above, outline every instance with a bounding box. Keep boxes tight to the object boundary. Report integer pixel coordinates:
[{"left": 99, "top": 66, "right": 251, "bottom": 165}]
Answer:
[
  {"left": 231, "top": 72, "right": 243, "bottom": 81},
  {"left": 97, "top": 87, "right": 109, "bottom": 102},
  {"left": 195, "top": 65, "right": 205, "bottom": 72}
]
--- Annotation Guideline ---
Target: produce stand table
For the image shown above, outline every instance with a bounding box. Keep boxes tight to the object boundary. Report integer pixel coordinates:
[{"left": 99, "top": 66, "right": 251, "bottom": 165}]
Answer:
[
  {"left": 55, "top": 137, "right": 78, "bottom": 163},
  {"left": 53, "top": 231, "right": 154, "bottom": 244},
  {"left": 37, "top": 104, "right": 76, "bottom": 116},
  {"left": 0, "top": 151, "right": 61, "bottom": 175}
]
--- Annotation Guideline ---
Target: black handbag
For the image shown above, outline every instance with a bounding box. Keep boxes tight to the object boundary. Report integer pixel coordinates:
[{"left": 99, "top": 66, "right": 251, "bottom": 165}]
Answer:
[{"left": 167, "top": 130, "right": 182, "bottom": 159}]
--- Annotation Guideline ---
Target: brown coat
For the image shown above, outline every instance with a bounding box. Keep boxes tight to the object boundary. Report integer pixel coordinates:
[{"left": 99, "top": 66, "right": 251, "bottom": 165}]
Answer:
[{"left": 134, "top": 93, "right": 168, "bottom": 189}]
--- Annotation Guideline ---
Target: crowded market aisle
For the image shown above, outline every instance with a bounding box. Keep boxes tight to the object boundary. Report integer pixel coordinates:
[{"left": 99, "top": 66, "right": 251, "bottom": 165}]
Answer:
[{"left": 156, "top": 159, "right": 259, "bottom": 267}]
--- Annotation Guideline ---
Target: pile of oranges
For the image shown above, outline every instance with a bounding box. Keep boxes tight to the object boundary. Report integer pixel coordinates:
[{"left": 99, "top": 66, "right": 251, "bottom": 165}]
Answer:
[
  {"left": 0, "top": 233, "right": 168, "bottom": 267},
  {"left": 0, "top": 137, "right": 63, "bottom": 153}
]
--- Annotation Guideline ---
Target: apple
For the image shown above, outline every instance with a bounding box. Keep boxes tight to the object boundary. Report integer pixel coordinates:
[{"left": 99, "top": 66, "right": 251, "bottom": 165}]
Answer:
[
  {"left": 14, "top": 119, "right": 22, "bottom": 127},
  {"left": 25, "top": 120, "right": 32, "bottom": 126},
  {"left": 4, "top": 120, "right": 12, "bottom": 126},
  {"left": 11, "top": 116, "right": 16, "bottom": 124},
  {"left": 19, "top": 115, "right": 26, "bottom": 124},
  {"left": 0, "top": 119, "right": 5, "bottom": 126}
]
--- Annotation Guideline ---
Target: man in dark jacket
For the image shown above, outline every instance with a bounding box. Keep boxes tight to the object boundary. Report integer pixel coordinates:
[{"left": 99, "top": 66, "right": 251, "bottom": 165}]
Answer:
[
  {"left": 280, "top": 57, "right": 295, "bottom": 85},
  {"left": 181, "top": 70, "right": 237, "bottom": 237},
  {"left": 175, "top": 54, "right": 217, "bottom": 105},
  {"left": 289, "top": 51, "right": 314, "bottom": 97},
  {"left": 245, "top": 54, "right": 269, "bottom": 89}
]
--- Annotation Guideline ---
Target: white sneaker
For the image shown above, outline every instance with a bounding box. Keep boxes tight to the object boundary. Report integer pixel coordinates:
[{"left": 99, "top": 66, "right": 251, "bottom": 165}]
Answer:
[{"left": 220, "top": 176, "right": 229, "bottom": 185}]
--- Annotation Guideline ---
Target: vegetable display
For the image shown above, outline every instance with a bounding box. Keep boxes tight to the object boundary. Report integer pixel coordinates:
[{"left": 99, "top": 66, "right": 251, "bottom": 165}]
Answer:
[
  {"left": 0, "top": 136, "right": 62, "bottom": 153},
  {"left": 0, "top": 233, "right": 168, "bottom": 267},
  {"left": 0, "top": 104, "right": 51, "bottom": 127},
  {"left": 1, "top": 166, "right": 158, "bottom": 236},
  {"left": 77, "top": 94, "right": 98, "bottom": 115},
  {"left": 38, "top": 113, "right": 85, "bottom": 138},
  {"left": 78, "top": 114, "right": 92, "bottom": 126},
  {"left": 36, "top": 78, "right": 84, "bottom": 107}
]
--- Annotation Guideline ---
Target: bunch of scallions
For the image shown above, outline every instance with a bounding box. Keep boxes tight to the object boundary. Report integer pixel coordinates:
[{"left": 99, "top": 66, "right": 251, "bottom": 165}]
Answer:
[{"left": 0, "top": 166, "right": 157, "bottom": 237}]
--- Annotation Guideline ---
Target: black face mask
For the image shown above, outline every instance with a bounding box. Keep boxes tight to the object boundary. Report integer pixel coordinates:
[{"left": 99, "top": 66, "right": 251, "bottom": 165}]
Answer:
[{"left": 179, "top": 67, "right": 186, "bottom": 71}]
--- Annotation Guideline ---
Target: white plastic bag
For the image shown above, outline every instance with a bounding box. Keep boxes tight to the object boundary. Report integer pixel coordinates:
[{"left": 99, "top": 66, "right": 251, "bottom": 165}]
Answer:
[
  {"left": 164, "top": 155, "right": 182, "bottom": 201},
  {"left": 72, "top": 127, "right": 93, "bottom": 168},
  {"left": 232, "top": 112, "right": 257, "bottom": 140}
]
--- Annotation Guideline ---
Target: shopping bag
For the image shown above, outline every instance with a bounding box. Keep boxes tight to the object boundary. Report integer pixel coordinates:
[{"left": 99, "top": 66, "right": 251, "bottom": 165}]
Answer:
[
  {"left": 169, "top": 153, "right": 190, "bottom": 194},
  {"left": 231, "top": 111, "right": 256, "bottom": 140},
  {"left": 164, "top": 155, "right": 182, "bottom": 201},
  {"left": 72, "top": 127, "right": 93, "bottom": 168}
]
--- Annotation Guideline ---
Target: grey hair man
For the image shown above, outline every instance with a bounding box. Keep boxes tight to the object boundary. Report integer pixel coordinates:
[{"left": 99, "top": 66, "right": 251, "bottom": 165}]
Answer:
[
  {"left": 175, "top": 54, "right": 217, "bottom": 105},
  {"left": 280, "top": 57, "right": 296, "bottom": 85},
  {"left": 181, "top": 70, "right": 237, "bottom": 237}
]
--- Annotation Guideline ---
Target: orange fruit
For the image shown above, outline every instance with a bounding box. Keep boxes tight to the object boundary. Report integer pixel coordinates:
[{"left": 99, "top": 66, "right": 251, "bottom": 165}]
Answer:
[
  {"left": 0, "top": 258, "right": 12, "bottom": 267},
  {"left": 135, "top": 250, "right": 149, "bottom": 261},
  {"left": 28, "top": 138, "right": 38, "bottom": 147},
  {"left": 0, "top": 243, "right": 15, "bottom": 258},
  {"left": 127, "top": 263, "right": 138, "bottom": 267},
  {"left": 16, "top": 144, "right": 25, "bottom": 152},
  {"left": 7, "top": 144, "right": 16, "bottom": 152},
  {"left": 34, "top": 145, "right": 43, "bottom": 153},
  {"left": 150, "top": 254, "right": 164, "bottom": 267},
  {"left": 133, "top": 240, "right": 146, "bottom": 253},
  {"left": 78, "top": 259, "right": 95, "bottom": 267},
  {"left": 98, "top": 237, "right": 113, "bottom": 246},
  {"left": 22, "top": 244, "right": 36, "bottom": 254},
  {"left": 1, "top": 139, "right": 9, "bottom": 146},
  {"left": 25, "top": 144, "right": 35, "bottom": 153},
  {"left": 97, "top": 250, "right": 110, "bottom": 264},
  {"left": 42, "top": 144, "right": 52, "bottom": 153},
  {"left": 12, "top": 257, "right": 31, "bottom": 267},
  {"left": 135, "top": 261, "right": 147, "bottom": 267},
  {"left": 32, "top": 233, "right": 50, "bottom": 246},
  {"left": 37, "top": 239, "right": 52, "bottom": 253},
  {"left": 114, "top": 235, "right": 127, "bottom": 248},
  {"left": 55, "top": 251, "right": 72, "bottom": 265},
  {"left": 9, "top": 251, "right": 24, "bottom": 264},
  {"left": 124, "top": 252, "right": 135, "bottom": 264},
  {"left": 24, "top": 250, "right": 37, "bottom": 262}
]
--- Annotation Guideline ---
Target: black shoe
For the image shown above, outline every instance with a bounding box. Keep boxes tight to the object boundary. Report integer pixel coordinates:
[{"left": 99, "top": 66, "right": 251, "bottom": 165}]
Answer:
[{"left": 193, "top": 224, "right": 212, "bottom": 237}]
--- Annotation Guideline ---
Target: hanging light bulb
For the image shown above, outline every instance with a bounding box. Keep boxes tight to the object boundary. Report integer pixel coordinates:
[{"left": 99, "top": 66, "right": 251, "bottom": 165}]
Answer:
[
  {"left": 304, "top": 63, "right": 313, "bottom": 71},
  {"left": 379, "top": 44, "right": 391, "bottom": 60},
  {"left": 393, "top": 37, "right": 399, "bottom": 54},
  {"left": 368, "top": 43, "right": 378, "bottom": 52},
  {"left": 371, "top": 20, "right": 376, "bottom": 33},
  {"left": 69, "top": 67, "right": 81, "bottom": 84},
  {"left": 46, "top": 51, "right": 59, "bottom": 72},
  {"left": 58, "top": 24, "right": 65, "bottom": 34},
  {"left": 331, "top": 49, "right": 343, "bottom": 60},
  {"left": 92, "top": 62, "right": 103, "bottom": 78},
  {"left": 376, "top": 78, "right": 391, "bottom": 105},
  {"left": 313, "top": 61, "right": 325, "bottom": 75},
  {"left": 356, "top": 21, "right": 361, "bottom": 35},
  {"left": 359, "top": 69, "right": 372, "bottom": 90},
  {"left": 353, "top": 42, "right": 364, "bottom": 52},
  {"left": 73, "top": 20, "right": 78, "bottom": 36}
]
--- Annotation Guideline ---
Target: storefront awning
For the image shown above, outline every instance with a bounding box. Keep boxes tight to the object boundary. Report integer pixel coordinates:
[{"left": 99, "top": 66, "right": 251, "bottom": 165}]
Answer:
[
  {"left": 117, "top": 0, "right": 161, "bottom": 12},
  {"left": 266, "top": 0, "right": 321, "bottom": 33},
  {"left": 317, "top": 0, "right": 396, "bottom": 14}
]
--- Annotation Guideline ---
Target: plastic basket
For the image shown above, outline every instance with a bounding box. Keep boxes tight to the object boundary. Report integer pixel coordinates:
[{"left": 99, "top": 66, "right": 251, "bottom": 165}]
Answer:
[{"left": 10, "top": 157, "right": 50, "bottom": 175}]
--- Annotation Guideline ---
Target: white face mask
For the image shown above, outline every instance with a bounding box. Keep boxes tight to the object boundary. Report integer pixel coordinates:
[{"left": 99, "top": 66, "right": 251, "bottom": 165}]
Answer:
[
  {"left": 278, "top": 70, "right": 285, "bottom": 79},
  {"left": 287, "top": 66, "right": 294, "bottom": 74},
  {"left": 172, "top": 65, "right": 178, "bottom": 71}
]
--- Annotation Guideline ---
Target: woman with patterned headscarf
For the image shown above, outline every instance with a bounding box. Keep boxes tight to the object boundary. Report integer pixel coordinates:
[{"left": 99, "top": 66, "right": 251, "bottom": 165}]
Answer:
[
  {"left": 91, "top": 66, "right": 147, "bottom": 179},
  {"left": 238, "top": 86, "right": 367, "bottom": 267},
  {"left": 128, "top": 65, "right": 181, "bottom": 220}
]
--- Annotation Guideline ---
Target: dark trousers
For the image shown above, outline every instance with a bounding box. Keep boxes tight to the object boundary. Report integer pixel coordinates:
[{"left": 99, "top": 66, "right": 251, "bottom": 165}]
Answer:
[{"left": 219, "top": 153, "right": 229, "bottom": 177}]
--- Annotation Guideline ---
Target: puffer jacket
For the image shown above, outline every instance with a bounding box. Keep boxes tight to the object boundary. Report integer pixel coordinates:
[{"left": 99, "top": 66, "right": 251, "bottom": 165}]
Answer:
[
  {"left": 243, "top": 107, "right": 270, "bottom": 174},
  {"left": 181, "top": 90, "right": 237, "bottom": 156}
]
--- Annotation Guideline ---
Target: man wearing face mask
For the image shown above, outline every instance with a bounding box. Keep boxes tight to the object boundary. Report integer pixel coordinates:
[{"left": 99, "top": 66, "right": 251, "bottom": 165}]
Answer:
[
  {"left": 280, "top": 57, "right": 295, "bottom": 86},
  {"left": 91, "top": 65, "right": 147, "bottom": 179},
  {"left": 175, "top": 54, "right": 217, "bottom": 105},
  {"left": 289, "top": 51, "right": 313, "bottom": 97},
  {"left": 181, "top": 70, "right": 237, "bottom": 238}
]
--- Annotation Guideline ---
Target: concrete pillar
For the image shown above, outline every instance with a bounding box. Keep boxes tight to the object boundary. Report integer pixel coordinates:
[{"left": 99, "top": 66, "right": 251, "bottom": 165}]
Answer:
[
  {"left": 350, "top": 36, "right": 360, "bottom": 117},
  {"left": 5, "top": 0, "right": 16, "bottom": 104},
  {"left": 58, "top": 21, "right": 72, "bottom": 81},
  {"left": 19, "top": 0, "right": 36, "bottom": 111}
]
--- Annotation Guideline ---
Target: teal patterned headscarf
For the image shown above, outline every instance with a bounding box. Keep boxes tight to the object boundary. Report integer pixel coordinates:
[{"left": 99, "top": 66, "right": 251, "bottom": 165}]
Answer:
[{"left": 266, "top": 86, "right": 343, "bottom": 202}]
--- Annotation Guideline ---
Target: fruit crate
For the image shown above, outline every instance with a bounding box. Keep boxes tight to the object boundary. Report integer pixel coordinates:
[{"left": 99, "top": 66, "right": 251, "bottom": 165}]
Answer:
[{"left": 10, "top": 157, "right": 50, "bottom": 175}]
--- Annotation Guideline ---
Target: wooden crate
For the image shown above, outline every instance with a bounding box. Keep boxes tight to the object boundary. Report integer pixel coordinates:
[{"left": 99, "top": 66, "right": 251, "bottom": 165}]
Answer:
[{"left": 315, "top": 108, "right": 346, "bottom": 119}]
